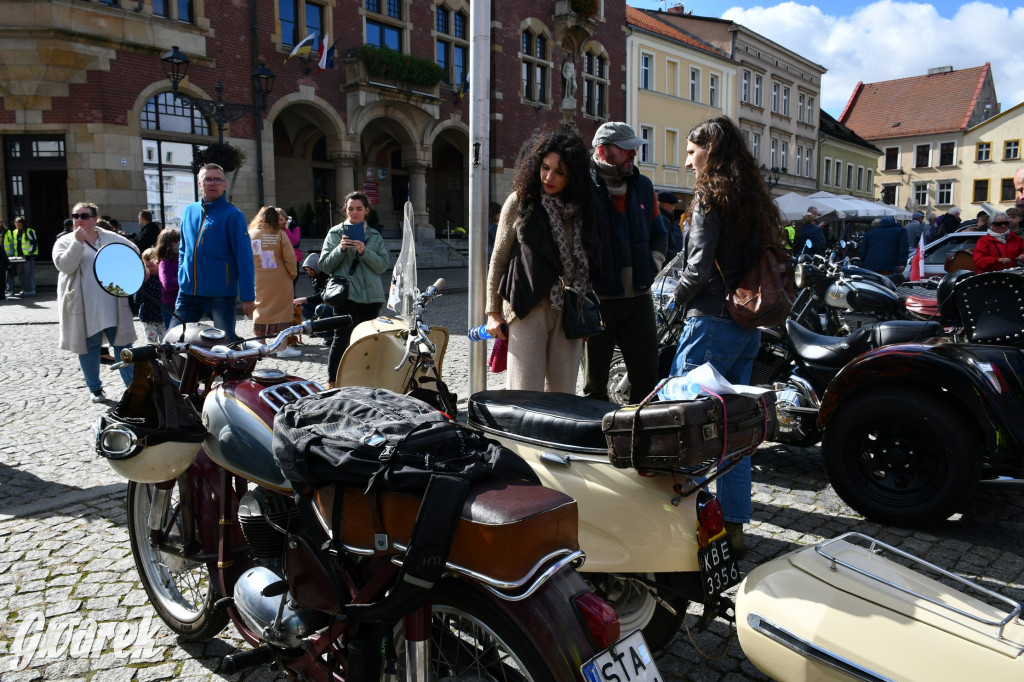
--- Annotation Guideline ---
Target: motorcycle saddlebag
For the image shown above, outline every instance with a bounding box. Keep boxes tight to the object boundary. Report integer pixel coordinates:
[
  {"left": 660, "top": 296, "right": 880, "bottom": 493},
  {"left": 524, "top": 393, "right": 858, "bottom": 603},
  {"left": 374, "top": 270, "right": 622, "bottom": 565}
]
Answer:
[{"left": 602, "top": 393, "right": 777, "bottom": 472}]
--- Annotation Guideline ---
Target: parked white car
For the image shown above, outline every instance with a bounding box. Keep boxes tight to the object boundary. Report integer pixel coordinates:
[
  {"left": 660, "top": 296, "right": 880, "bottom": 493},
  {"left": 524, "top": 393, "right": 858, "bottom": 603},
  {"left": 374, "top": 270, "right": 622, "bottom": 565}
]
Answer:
[{"left": 902, "top": 230, "right": 984, "bottom": 279}]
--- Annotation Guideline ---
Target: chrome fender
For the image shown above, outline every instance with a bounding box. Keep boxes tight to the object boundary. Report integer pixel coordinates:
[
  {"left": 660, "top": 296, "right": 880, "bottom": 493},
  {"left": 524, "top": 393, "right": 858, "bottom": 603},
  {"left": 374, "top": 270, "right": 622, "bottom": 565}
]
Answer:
[{"left": 484, "top": 435, "right": 700, "bottom": 575}]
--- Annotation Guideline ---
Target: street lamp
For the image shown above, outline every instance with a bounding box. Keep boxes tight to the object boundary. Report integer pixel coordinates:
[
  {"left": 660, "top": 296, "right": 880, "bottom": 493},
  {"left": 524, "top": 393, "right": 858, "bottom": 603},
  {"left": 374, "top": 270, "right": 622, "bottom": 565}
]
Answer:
[
  {"left": 160, "top": 45, "right": 275, "bottom": 203},
  {"left": 761, "top": 164, "right": 786, "bottom": 190}
]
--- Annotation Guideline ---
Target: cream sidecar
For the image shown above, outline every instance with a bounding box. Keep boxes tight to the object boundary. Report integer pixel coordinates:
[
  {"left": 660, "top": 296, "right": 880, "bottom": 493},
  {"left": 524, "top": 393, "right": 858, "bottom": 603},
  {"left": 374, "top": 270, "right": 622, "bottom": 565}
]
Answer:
[
  {"left": 335, "top": 316, "right": 448, "bottom": 390},
  {"left": 736, "top": 532, "right": 1024, "bottom": 682}
]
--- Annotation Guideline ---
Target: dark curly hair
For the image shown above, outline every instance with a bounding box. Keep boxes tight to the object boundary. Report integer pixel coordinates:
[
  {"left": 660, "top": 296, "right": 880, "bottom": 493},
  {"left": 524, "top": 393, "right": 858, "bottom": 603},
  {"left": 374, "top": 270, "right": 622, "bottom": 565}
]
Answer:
[
  {"left": 687, "top": 116, "right": 782, "bottom": 247},
  {"left": 512, "top": 124, "right": 594, "bottom": 214}
]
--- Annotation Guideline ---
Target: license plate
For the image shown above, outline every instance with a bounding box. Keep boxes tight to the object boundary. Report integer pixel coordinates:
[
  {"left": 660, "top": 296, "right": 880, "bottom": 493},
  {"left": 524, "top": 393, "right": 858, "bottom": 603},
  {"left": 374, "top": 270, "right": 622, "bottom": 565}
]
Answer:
[
  {"left": 581, "top": 630, "right": 662, "bottom": 682},
  {"left": 698, "top": 534, "right": 741, "bottom": 599}
]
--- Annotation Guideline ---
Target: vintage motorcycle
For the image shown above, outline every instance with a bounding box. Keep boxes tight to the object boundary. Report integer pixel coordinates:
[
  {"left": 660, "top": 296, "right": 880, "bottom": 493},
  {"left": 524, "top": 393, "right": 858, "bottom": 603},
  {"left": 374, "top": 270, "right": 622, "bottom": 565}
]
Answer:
[
  {"left": 735, "top": 531, "right": 1024, "bottom": 681},
  {"left": 818, "top": 267, "right": 1024, "bottom": 527},
  {"left": 334, "top": 261, "right": 771, "bottom": 653},
  {"left": 91, "top": 243, "right": 634, "bottom": 681}
]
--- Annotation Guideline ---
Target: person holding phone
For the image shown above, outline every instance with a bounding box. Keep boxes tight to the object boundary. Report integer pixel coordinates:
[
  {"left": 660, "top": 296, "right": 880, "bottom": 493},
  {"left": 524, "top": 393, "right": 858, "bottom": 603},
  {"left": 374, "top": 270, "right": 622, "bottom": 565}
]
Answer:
[{"left": 319, "top": 191, "right": 390, "bottom": 387}]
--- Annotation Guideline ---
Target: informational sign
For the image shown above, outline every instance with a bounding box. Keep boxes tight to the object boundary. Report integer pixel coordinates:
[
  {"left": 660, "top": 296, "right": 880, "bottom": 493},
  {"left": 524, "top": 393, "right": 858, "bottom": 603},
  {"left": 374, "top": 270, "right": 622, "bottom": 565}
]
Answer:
[
  {"left": 362, "top": 181, "right": 380, "bottom": 204},
  {"left": 377, "top": 167, "right": 388, "bottom": 181},
  {"left": 366, "top": 167, "right": 376, "bottom": 181}
]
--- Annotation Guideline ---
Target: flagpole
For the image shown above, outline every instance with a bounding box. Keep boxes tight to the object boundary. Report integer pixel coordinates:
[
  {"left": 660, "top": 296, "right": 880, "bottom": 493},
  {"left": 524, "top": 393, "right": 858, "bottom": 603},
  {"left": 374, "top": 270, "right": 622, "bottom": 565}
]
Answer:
[{"left": 467, "top": 0, "right": 491, "bottom": 394}]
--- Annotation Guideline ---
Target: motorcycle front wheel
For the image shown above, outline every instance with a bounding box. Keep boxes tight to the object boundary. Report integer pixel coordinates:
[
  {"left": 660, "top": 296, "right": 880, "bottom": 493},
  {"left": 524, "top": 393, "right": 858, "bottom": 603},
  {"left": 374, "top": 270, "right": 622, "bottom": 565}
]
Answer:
[
  {"left": 821, "top": 388, "right": 981, "bottom": 527},
  {"left": 390, "top": 581, "right": 550, "bottom": 682},
  {"left": 127, "top": 480, "right": 230, "bottom": 641},
  {"left": 588, "top": 572, "right": 688, "bottom": 652},
  {"left": 606, "top": 352, "right": 631, "bottom": 406}
]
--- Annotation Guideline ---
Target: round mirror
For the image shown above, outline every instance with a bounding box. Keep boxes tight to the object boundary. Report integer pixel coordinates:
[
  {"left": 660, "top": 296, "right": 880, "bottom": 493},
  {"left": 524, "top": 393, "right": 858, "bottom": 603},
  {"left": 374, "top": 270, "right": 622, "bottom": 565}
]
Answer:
[{"left": 94, "top": 243, "right": 145, "bottom": 297}]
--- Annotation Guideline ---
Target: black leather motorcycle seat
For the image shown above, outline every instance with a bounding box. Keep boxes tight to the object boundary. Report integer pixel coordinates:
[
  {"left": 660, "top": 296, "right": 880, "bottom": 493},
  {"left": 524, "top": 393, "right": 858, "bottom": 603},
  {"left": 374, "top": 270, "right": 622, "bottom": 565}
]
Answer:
[
  {"left": 468, "top": 390, "right": 614, "bottom": 451},
  {"left": 787, "top": 319, "right": 943, "bottom": 365}
]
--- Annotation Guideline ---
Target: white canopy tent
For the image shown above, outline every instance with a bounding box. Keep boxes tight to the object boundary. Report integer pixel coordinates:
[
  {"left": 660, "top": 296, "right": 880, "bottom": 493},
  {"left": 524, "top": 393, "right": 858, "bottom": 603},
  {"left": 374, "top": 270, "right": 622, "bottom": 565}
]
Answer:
[
  {"left": 808, "top": 191, "right": 912, "bottom": 220},
  {"left": 774, "top": 191, "right": 844, "bottom": 221}
]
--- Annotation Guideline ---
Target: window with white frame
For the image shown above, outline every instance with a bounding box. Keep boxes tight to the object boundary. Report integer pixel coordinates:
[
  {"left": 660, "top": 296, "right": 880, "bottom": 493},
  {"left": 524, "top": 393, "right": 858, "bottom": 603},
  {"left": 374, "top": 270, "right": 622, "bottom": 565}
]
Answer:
[
  {"left": 640, "top": 53, "right": 652, "bottom": 90},
  {"left": 689, "top": 68, "right": 700, "bottom": 102},
  {"left": 772, "top": 82, "right": 779, "bottom": 113},
  {"left": 751, "top": 133, "right": 760, "bottom": 162},
  {"left": 1005, "top": 140, "right": 1020, "bottom": 160},
  {"left": 639, "top": 125, "right": 653, "bottom": 164},
  {"left": 741, "top": 70, "right": 750, "bottom": 103},
  {"left": 781, "top": 142, "right": 788, "bottom": 170},
  {"left": 435, "top": 5, "right": 468, "bottom": 86},
  {"left": 857, "top": 166, "right": 864, "bottom": 191},
  {"left": 770, "top": 138, "right": 777, "bottom": 167},
  {"left": 665, "top": 129, "right": 678, "bottom": 167},
  {"left": 782, "top": 86, "right": 790, "bottom": 116},
  {"left": 834, "top": 159, "right": 842, "bottom": 187},
  {"left": 798, "top": 93, "right": 805, "bottom": 122},
  {"left": 805, "top": 148, "right": 812, "bottom": 177},
  {"left": 709, "top": 74, "right": 718, "bottom": 108},
  {"left": 521, "top": 29, "right": 550, "bottom": 104},
  {"left": 806, "top": 97, "right": 814, "bottom": 125},
  {"left": 583, "top": 49, "right": 608, "bottom": 119},
  {"left": 977, "top": 142, "right": 991, "bottom": 161},
  {"left": 939, "top": 141, "right": 955, "bottom": 166},
  {"left": 937, "top": 181, "right": 953, "bottom": 205},
  {"left": 884, "top": 146, "right": 899, "bottom": 171},
  {"left": 866, "top": 168, "right": 873, "bottom": 191},
  {"left": 823, "top": 158, "right": 831, "bottom": 185},
  {"left": 914, "top": 182, "right": 928, "bottom": 206},
  {"left": 846, "top": 163, "right": 854, "bottom": 190},
  {"left": 754, "top": 74, "right": 762, "bottom": 107},
  {"left": 796, "top": 146, "right": 803, "bottom": 175},
  {"left": 914, "top": 143, "right": 931, "bottom": 168}
]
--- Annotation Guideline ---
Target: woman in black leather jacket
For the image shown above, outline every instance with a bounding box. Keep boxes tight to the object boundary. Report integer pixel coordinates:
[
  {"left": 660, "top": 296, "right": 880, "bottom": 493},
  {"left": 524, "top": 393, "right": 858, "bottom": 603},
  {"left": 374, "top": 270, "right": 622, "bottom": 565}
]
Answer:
[{"left": 670, "top": 116, "right": 785, "bottom": 554}]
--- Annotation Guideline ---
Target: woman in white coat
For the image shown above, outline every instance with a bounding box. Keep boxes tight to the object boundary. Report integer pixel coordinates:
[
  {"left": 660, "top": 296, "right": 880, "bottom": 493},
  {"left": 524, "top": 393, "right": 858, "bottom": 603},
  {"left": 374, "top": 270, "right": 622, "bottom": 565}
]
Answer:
[{"left": 53, "top": 202, "right": 138, "bottom": 402}]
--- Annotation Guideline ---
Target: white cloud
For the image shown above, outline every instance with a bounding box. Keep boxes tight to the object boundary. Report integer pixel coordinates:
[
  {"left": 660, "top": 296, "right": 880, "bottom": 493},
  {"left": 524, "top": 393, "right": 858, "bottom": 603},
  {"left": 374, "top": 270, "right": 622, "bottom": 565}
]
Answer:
[{"left": 721, "top": 1, "right": 1024, "bottom": 117}]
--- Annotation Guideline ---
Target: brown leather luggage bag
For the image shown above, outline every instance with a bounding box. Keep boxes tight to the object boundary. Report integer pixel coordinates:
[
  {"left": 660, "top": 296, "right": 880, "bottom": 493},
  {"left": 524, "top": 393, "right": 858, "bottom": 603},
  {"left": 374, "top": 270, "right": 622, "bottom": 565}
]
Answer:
[{"left": 601, "top": 393, "right": 777, "bottom": 472}]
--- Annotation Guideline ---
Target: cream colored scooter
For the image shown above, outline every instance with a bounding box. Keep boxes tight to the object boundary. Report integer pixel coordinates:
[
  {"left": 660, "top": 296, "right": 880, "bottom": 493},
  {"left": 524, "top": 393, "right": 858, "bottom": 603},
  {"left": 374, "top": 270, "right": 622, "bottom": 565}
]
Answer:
[{"left": 334, "top": 277, "right": 745, "bottom": 652}]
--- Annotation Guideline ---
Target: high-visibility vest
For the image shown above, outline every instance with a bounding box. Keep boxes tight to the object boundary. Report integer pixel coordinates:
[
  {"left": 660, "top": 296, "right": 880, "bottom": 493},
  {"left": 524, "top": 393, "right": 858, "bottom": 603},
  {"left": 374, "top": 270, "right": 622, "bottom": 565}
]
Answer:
[{"left": 4, "top": 228, "right": 37, "bottom": 257}]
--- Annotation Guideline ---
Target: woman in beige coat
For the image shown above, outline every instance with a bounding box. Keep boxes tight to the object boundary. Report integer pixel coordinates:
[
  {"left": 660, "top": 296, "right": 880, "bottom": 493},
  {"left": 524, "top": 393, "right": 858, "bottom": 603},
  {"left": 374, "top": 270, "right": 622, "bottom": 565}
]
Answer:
[
  {"left": 248, "top": 206, "right": 298, "bottom": 357},
  {"left": 53, "top": 201, "right": 138, "bottom": 403}
]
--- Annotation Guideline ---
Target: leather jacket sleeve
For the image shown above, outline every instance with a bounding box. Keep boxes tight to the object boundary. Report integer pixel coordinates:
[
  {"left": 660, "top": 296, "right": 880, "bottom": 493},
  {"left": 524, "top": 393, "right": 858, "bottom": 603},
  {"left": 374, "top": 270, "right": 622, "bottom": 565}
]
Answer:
[{"left": 673, "top": 203, "right": 721, "bottom": 308}]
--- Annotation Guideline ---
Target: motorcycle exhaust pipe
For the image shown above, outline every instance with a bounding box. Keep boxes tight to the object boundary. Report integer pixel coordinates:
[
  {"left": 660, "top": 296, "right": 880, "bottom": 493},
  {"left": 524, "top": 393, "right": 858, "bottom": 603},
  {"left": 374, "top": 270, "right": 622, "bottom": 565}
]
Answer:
[{"left": 222, "top": 644, "right": 276, "bottom": 675}]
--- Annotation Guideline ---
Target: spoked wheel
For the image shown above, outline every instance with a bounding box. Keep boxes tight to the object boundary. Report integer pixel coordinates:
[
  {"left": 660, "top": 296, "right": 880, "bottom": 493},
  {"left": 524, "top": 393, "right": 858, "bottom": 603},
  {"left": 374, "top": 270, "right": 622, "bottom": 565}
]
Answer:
[
  {"left": 587, "top": 572, "right": 688, "bottom": 652},
  {"left": 821, "top": 389, "right": 980, "bottom": 527},
  {"left": 389, "top": 581, "right": 550, "bottom": 682},
  {"left": 127, "top": 480, "right": 229, "bottom": 641},
  {"left": 606, "top": 352, "right": 631, "bottom": 406}
]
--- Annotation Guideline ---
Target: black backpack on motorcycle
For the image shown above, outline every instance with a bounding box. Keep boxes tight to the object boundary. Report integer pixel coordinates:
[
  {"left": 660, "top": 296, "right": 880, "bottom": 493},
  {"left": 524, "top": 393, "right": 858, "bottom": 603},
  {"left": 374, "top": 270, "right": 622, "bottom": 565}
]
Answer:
[{"left": 272, "top": 386, "right": 539, "bottom": 622}]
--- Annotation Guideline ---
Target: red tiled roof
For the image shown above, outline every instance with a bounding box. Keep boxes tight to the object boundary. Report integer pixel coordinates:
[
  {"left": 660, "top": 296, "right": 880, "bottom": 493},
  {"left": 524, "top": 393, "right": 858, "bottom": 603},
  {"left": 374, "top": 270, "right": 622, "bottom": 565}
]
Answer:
[
  {"left": 839, "top": 64, "right": 990, "bottom": 140},
  {"left": 626, "top": 6, "right": 728, "bottom": 60}
]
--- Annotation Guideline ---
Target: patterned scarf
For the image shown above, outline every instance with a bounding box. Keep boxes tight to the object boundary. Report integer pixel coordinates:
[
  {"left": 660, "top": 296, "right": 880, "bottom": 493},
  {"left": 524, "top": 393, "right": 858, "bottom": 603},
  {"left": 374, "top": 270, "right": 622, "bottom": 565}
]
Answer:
[{"left": 541, "top": 194, "right": 590, "bottom": 310}]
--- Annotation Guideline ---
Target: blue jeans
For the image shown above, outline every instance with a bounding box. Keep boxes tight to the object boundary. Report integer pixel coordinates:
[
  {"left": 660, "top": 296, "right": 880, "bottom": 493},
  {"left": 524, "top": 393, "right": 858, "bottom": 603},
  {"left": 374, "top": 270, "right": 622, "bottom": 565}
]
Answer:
[
  {"left": 79, "top": 326, "right": 134, "bottom": 394},
  {"left": 670, "top": 315, "right": 761, "bottom": 524},
  {"left": 174, "top": 293, "right": 239, "bottom": 341}
]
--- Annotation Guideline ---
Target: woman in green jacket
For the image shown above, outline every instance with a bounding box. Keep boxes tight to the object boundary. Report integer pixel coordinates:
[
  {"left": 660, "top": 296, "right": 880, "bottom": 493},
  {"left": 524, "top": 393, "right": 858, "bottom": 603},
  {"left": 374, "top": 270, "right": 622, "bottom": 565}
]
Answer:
[{"left": 319, "top": 191, "right": 390, "bottom": 386}]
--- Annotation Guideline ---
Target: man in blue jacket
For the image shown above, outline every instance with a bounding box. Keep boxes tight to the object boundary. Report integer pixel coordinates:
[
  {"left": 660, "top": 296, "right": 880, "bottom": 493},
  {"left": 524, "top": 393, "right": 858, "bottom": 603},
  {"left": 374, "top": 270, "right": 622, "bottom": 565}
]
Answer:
[
  {"left": 859, "top": 216, "right": 909, "bottom": 277},
  {"left": 175, "top": 163, "right": 255, "bottom": 340},
  {"left": 584, "top": 122, "right": 668, "bottom": 403}
]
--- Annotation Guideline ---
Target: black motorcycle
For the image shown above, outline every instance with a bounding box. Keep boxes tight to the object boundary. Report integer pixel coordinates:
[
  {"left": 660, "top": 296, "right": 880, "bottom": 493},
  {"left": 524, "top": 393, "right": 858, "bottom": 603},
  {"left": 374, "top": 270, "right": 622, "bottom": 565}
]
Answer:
[{"left": 819, "top": 268, "right": 1024, "bottom": 526}]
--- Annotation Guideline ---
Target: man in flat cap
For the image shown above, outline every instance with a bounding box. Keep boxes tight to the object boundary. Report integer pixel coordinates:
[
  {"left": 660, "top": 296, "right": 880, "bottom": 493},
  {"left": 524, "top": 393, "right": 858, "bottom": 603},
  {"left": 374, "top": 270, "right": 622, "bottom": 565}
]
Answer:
[{"left": 584, "top": 121, "right": 668, "bottom": 403}]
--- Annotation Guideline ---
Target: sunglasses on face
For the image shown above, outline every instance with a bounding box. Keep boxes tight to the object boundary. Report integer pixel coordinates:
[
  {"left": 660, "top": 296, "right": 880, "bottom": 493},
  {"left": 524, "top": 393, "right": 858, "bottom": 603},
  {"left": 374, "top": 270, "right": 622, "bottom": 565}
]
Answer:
[
  {"left": 992, "top": 221, "right": 1010, "bottom": 226},
  {"left": 71, "top": 213, "right": 95, "bottom": 220}
]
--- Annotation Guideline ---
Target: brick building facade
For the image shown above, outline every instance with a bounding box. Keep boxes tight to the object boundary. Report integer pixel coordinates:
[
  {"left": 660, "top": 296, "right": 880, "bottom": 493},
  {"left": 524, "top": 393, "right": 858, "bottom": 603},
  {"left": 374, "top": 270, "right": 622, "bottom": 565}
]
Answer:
[{"left": 0, "top": 0, "right": 625, "bottom": 260}]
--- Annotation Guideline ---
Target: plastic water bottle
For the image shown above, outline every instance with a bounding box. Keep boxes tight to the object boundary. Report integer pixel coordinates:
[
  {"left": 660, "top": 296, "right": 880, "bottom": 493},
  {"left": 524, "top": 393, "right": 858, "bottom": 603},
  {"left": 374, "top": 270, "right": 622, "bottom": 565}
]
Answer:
[
  {"left": 468, "top": 324, "right": 507, "bottom": 341},
  {"left": 658, "top": 379, "right": 702, "bottom": 401}
]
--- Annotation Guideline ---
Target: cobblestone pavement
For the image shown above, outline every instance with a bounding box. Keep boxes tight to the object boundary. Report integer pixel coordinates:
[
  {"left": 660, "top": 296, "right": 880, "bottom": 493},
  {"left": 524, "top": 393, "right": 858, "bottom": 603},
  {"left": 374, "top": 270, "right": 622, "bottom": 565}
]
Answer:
[{"left": 1, "top": 287, "right": 1022, "bottom": 681}]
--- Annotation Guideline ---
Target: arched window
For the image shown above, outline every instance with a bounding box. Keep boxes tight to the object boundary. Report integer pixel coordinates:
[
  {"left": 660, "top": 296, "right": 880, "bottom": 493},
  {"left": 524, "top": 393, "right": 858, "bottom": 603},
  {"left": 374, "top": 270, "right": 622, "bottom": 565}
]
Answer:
[
  {"left": 583, "top": 47, "right": 608, "bottom": 119},
  {"left": 140, "top": 92, "right": 212, "bottom": 229},
  {"left": 521, "top": 28, "right": 551, "bottom": 104}
]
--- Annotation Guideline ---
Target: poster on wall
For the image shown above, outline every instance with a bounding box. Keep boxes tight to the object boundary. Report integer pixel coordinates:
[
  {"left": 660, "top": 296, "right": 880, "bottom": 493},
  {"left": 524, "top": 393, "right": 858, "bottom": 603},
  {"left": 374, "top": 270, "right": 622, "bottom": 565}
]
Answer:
[{"left": 363, "top": 181, "right": 379, "bottom": 205}]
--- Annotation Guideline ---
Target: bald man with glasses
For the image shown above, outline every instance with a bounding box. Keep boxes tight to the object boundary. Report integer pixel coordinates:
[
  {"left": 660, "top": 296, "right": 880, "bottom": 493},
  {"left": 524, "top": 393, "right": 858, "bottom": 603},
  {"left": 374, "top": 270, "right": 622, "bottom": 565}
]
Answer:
[{"left": 174, "top": 163, "right": 255, "bottom": 341}]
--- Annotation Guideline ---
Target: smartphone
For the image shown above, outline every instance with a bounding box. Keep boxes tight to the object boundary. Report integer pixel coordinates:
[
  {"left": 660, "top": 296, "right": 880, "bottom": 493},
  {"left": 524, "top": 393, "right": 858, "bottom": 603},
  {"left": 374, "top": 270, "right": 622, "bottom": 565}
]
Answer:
[{"left": 347, "top": 222, "right": 365, "bottom": 243}]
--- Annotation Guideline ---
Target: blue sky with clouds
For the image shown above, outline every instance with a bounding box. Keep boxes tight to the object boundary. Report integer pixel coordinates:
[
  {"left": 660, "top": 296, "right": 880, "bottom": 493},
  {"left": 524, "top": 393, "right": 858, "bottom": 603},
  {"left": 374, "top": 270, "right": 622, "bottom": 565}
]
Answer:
[{"left": 627, "top": 1, "right": 1024, "bottom": 117}]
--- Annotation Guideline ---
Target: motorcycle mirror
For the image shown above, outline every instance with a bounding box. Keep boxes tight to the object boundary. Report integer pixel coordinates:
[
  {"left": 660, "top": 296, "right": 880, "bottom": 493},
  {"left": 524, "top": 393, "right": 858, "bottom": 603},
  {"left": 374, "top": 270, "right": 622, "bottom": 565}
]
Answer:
[
  {"left": 94, "top": 242, "right": 145, "bottom": 297},
  {"left": 805, "top": 239, "right": 813, "bottom": 249},
  {"left": 839, "top": 239, "right": 846, "bottom": 248}
]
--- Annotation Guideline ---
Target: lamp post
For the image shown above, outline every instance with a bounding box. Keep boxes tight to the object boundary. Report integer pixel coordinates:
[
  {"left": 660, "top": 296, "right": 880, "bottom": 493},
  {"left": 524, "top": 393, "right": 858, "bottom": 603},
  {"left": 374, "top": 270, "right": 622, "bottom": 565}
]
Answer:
[
  {"left": 761, "top": 164, "right": 785, "bottom": 191},
  {"left": 160, "top": 46, "right": 275, "bottom": 204}
]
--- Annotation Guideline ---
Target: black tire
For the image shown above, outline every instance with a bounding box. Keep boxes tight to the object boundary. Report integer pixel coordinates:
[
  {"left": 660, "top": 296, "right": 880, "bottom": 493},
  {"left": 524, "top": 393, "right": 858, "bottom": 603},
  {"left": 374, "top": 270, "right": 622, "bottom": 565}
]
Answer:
[
  {"left": 606, "top": 352, "right": 631, "bottom": 406},
  {"left": 127, "top": 480, "right": 230, "bottom": 641},
  {"left": 821, "top": 389, "right": 980, "bottom": 527},
  {"left": 389, "top": 580, "right": 553, "bottom": 682},
  {"left": 588, "top": 572, "right": 688, "bottom": 652}
]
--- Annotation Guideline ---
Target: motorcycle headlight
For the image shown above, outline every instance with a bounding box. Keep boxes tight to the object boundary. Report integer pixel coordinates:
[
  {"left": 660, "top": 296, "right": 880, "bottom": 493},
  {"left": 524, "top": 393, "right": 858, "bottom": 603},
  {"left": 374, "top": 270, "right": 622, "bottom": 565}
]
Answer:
[{"left": 794, "top": 262, "right": 806, "bottom": 290}]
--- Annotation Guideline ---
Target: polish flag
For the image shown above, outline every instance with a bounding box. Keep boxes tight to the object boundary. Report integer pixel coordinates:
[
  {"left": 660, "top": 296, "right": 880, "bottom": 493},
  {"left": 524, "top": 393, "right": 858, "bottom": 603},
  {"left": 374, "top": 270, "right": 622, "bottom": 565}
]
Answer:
[{"left": 909, "top": 232, "right": 926, "bottom": 281}]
